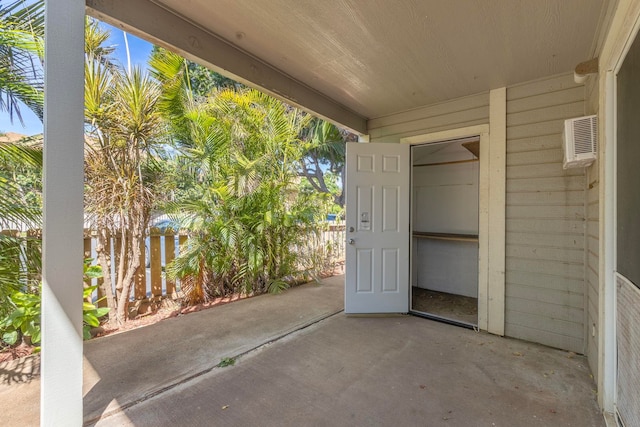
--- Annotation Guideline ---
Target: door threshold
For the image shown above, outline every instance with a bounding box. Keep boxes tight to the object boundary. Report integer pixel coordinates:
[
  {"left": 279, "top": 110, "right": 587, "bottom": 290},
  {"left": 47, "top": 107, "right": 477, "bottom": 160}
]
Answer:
[{"left": 409, "top": 310, "right": 477, "bottom": 330}]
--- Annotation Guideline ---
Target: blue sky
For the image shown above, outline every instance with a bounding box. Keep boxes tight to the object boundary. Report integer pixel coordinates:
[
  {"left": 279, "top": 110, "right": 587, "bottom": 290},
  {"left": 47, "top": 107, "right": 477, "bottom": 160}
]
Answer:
[
  {"left": 103, "top": 25, "right": 154, "bottom": 74},
  {"left": 0, "top": 22, "right": 154, "bottom": 136}
]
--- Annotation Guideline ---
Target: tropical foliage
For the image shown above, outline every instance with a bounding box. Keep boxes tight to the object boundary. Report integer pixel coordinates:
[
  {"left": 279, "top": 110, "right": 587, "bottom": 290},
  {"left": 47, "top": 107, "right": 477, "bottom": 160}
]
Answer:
[
  {"left": 84, "top": 23, "right": 167, "bottom": 325},
  {"left": 1, "top": 288, "right": 40, "bottom": 347},
  {"left": 0, "top": 8, "right": 347, "bottom": 338},
  {"left": 0, "top": 0, "right": 44, "bottom": 125},
  {"left": 1, "top": 259, "right": 107, "bottom": 348},
  {"left": 0, "top": 1, "right": 44, "bottom": 328},
  {"left": 299, "top": 118, "right": 351, "bottom": 208},
  {"left": 0, "top": 10, "right": 118, "bottom": 341},
  {"left": 0, "top": 135, "right": 42, "bottom": 320},
  {"left": 151, "top": 49, "right": 333, "bottom": 303},
  {"left": 186, "top": 58, "right": 242, "bottom": 97}
]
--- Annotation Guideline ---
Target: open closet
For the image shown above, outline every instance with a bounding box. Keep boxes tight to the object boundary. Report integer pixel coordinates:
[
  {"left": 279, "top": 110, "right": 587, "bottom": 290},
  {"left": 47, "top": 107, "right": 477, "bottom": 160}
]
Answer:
[{"left": 410, "top": 138, "right": 480, "bottom": 326}]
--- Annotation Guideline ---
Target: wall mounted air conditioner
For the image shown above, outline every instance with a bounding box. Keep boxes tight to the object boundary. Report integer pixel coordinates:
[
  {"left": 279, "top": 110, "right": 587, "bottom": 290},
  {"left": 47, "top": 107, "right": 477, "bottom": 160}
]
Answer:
[{"left": 563, "top": 115, "right": 597, "bottom": 169}]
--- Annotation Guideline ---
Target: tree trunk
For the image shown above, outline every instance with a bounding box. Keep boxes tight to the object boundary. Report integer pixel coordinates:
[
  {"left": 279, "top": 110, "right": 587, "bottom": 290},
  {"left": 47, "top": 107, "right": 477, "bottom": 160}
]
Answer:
[
  {"left": 112, "top": 229, "right": 126, "bottom": 324},
  {"left": 114, "top": 212, "right": 144, "bottom": 324},
  {"left": 334, "top": 166, "right": 345, "bottom": 208},
  {"left": 95, "top": 227, "right": 117, "bottom": 325}
]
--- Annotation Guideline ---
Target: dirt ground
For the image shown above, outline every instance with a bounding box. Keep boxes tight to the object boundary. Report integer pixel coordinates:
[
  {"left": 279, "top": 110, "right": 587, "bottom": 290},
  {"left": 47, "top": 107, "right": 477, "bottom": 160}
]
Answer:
[
  {"left": 0, "top": 342, "right": 34, "bottom": 363},
  {"left": 0, "top": 292, "right": 251, "bottom": 364}
]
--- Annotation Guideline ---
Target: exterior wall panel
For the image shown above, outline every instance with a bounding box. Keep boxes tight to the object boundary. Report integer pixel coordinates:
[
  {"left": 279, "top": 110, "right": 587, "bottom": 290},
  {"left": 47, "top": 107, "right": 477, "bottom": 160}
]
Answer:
[
  {"left": 505, "top": 73, "right": 586, "bottom": 353},
  {"left": 368, "top": 93, "right": 490, "bottom": 144},
  {"left": 368, "top": 72, "right": 588, "bottom": 354}
]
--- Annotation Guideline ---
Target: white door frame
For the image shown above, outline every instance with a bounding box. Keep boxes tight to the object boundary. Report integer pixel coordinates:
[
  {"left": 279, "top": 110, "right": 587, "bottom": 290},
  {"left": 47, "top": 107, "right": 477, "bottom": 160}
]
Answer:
[
  {"left": 400, "top": 115, "right": 506, "bottom": 335},
  {"left": 408, "top": 136, "right": 482, "bottom": 326},
  {"left": 598, "top": 0, "right": 640, "bottom": 416}
]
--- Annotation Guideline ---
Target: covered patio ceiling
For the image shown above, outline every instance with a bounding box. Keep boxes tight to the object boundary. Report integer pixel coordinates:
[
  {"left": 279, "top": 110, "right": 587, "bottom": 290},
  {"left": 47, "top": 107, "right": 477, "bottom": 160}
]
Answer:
[
  {"left": 87, "top": 0, "right": 614, "bottom": 134},
  {"left": 87, "top": 0, "right": 616, "bottom": 134}
]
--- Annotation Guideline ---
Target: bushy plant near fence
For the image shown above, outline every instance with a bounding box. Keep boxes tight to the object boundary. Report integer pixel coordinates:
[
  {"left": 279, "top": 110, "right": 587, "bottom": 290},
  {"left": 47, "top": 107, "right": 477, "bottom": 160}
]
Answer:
[{"left": 0, "top": 258, "right": 109, "bottom": 349}]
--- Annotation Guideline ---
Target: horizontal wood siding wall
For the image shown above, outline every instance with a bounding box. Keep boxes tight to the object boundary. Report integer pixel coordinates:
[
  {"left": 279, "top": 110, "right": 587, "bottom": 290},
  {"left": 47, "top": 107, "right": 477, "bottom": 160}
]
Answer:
[
  {"left": 505, "top": 73, "right": 586, "bottom": 353},
  {"left": 368, "top": 92, "right": 490, "bottom": 143},
  {"left": 585, "top": 79, "right": 599, "bottom": 378},
  {"left": 368, "top": 74, "right": 591, "bottom": 354}
]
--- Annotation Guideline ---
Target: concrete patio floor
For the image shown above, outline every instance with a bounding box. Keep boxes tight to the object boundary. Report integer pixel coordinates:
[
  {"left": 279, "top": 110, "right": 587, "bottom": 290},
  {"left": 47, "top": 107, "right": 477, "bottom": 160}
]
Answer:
[{"left": 0, "top": 274, "right": 604, "bottom": 426}]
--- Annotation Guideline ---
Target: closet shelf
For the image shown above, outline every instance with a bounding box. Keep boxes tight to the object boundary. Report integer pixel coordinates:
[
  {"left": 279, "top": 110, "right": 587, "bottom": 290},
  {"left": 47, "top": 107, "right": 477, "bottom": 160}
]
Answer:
[
  {"left": 412, "top": 231, "right": 479, "bottom": 242},
  {"left": 413, "top": 158, "right": 478, "bottom": 168}
]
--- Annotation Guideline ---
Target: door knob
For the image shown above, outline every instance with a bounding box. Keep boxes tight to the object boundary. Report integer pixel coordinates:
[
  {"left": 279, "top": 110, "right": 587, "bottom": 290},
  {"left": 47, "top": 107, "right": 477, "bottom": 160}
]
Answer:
[{"left": 348, "top": 238, "right": 355, "bottom": 245}]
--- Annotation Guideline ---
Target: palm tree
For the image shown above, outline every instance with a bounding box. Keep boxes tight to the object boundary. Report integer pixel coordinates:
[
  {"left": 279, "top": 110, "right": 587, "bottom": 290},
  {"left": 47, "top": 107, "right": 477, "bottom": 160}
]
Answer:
[
  {"left": 0, "top": 134, "right": 42, "bottom": 318},
  {"left": 0, "top": 0, "right": 44, "bottom": 320},
  {"left": 0, "top": 0, "right": 44, "bottom": 126},
  {"left": 299, "top": 118, "right": 349, "bottom": 208},
  {"left": 0, "top": 14, "right": 129, "bottom": 324},
  {"left": 150, "top": 49, "right": 332, "bottom": 302},
  {"left": 84, "top": 23, "right": 166, "bottom": 325},
  {"left": 84, "top": 17, "right": 115, "bottom": 66},
  {"left": 166, "top": 88, "right": 331, "bottom": 301}
]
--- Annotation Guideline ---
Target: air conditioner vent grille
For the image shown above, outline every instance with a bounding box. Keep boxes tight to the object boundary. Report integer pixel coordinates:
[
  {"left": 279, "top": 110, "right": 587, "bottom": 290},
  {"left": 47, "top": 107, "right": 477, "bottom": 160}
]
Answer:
[
  {"left": 572, "top": 116, "right": 597, "bottom": 154},
  {"left": 563, "top": 115, "right": 597, "bottom": 169}
]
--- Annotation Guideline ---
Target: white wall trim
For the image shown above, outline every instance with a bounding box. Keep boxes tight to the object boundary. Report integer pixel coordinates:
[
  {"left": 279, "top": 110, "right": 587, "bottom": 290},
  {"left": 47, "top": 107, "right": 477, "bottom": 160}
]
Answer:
[
  {"left": 599, "top": 70, "right": 617, "bottom": 413},
  {"left": 400, "top": 120, "right": 506, "bottom": 335},
  {"left": 477, "top": 127, "right": 491, "bottom": 333},
  {"left": 41, "top": 0, "right": 85, "bottom": 425},
  {"left": 401, "top": 124, "right": 489, "bottom": 145},
  {"left": 488, "top": 88, "right": 506, "bottom": 336}
]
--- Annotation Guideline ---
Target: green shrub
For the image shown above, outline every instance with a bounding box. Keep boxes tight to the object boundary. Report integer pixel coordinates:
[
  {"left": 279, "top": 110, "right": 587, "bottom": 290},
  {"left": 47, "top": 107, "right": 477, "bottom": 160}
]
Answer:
[
  {"left": 0, "top": 259, "right": 109, "bottom": 350},
  {"left": 1, "top": 290, "right": 40, "bottom": 347}
]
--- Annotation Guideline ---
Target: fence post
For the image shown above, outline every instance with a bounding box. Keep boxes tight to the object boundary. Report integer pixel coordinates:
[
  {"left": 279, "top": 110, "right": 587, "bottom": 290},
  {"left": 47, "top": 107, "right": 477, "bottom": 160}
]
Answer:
[
  {"left": 165, "top": 229, "right": 176, "bottom": 296},
  {"left": 25, "top": 229, "right": 41, "bottom": 284},
  {"left": 134, "top": 235, "right": 146, "bottom": 300},
  {"left": 83, "top": 229, "right": 92, "bottom": 303},
  {"left": 150, "top": 228, "right": 162, "bottom": 297},
  {"left": 96, "top": 231, "right": 108, "bottom": 308}
]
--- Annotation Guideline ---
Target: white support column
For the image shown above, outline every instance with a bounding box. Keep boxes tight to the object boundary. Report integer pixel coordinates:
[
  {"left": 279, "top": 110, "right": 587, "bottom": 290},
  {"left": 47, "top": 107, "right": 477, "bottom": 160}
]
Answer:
[
  {"left": 41, "top": 1, "right": 85, "bottom": 425},
  {"left": 598, "top": 71, "right": 616, "bottom": 415},
  {"left": 488, "top": 87, "right": 506, "bottom": 336}
]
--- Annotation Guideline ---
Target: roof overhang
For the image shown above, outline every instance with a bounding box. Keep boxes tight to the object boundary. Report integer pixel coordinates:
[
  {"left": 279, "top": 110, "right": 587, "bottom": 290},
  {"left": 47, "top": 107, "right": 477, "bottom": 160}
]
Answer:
[{"left": 87, "top": 0, "right": 615, "bottom": 134}]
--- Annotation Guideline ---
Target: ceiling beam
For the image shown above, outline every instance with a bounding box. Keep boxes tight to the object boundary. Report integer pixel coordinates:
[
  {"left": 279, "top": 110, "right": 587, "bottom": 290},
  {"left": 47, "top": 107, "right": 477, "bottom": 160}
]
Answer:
[{"left": 86, "top": 0, "right": 368, "bottom": 134}]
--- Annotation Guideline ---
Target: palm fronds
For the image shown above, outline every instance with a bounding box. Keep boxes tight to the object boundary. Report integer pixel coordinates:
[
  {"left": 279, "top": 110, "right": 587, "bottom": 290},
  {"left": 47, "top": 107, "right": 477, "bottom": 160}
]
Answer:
[
  {"left": 159, "top": 85, "right": 331, "bottom": 303},
  {"left": 0, "top": 0, "right": 44, "bottom": 125}
]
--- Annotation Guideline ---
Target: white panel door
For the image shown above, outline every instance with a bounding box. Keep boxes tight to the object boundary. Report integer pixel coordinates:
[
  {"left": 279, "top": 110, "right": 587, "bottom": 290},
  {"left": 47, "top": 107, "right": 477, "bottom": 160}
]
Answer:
[{"left": 345, "top": 142, "right": 410, "bottom": 313}]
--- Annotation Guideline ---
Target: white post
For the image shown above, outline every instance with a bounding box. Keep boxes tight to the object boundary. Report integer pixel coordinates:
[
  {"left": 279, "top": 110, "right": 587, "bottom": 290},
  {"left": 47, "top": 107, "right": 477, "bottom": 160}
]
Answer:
[
  {"left": 488, "top": 87, "right": 506, "bottom": 336},
  {"left": 41, "top": 0, "right": 85, "bottom": 425},
  {"left": 598, "top": 70, "right": 617, "bottom": 415}
]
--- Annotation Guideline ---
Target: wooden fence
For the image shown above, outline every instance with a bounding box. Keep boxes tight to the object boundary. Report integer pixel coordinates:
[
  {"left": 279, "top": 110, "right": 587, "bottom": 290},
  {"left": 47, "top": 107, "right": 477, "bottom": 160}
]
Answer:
[
  {"left": 82, "top": 228, "right": 189, "bottom": 306},
  {"left": 3, "top": 224, "right": 346, "bottom": 306}
]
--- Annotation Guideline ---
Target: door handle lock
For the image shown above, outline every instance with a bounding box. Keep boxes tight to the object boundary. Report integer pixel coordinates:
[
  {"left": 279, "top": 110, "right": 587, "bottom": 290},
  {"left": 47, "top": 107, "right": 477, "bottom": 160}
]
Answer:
[
  {"left": 349, "top": 226, "right": 355, "bottom": 232},
  {"left": 348, "top": 238, "right": 355, "bottom": 245}
]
